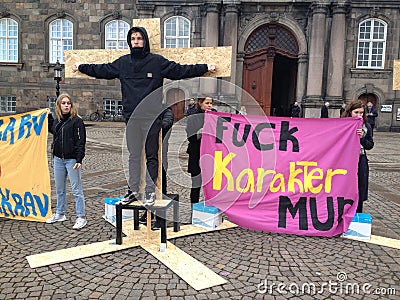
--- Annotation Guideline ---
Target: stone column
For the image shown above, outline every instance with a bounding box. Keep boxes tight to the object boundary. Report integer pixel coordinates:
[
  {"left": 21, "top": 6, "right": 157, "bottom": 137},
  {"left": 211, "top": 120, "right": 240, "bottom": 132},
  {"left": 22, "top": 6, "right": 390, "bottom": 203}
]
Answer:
[
  {"left": 205, "top": 3, "right": 219, "bottom": 47},
  {"left": 296, "top": 53, "right": 308, "bottom": 106},
  {"left": 326, "top": 3, "right": 347, "bottom": 103},
  {"left": 304, "top": 2, "right": 328, "bottom": 117},
  {"left": 222, "top": 3, "right": 239, "bottom": 102},
  {"left": 201, "top": 2, "right": 220, "bottom": 96}
]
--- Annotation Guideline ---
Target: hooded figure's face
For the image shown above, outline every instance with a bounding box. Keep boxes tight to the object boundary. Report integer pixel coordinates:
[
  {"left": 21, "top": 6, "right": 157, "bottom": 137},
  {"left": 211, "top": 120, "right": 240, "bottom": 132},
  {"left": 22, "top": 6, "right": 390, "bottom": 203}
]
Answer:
[
  {"left": 130, "top": 32, "right": 144, "bottom": 48},
  {"left": 127, "top": 27, "right": 150, "bottom": 58}
]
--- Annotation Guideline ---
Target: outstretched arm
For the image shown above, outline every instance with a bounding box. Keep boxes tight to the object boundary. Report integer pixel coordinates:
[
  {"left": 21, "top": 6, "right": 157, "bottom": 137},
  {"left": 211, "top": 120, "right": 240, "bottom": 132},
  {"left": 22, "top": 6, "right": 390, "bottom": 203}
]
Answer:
[
  {"left": 161, "top": 57, "right": 217, "bottom": 80},
  {"left": 72, "top": 61, "right": 120, "bottom": 80}
]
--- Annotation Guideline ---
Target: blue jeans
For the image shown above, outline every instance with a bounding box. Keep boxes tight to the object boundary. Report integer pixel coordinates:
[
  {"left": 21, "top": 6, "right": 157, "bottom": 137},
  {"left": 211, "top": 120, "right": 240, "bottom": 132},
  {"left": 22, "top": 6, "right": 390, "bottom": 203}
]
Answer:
[{"left": 53, "top": 157, "right": 85, "bottom": 217}]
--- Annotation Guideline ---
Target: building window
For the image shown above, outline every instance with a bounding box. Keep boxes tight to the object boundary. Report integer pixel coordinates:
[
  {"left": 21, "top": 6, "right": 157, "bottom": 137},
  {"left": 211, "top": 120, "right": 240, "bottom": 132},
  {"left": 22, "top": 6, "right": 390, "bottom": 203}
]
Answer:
[
  {"left": 49, "top": 19, "right": 73, "bottom": 63},
  {"left": 0, "top": 18, "right": 18, "bottom": 62},
  {"left": 164, "top": 16, "right": 190, "bottom": 48},
  {"left": 103, "top": 99, "right": 122, "bottom": 113},
  {"left": 0, "top": 95, "right": 16, "bottom": 113},
  {"left": 105, "top": 20, "right": 129, "bottom": 49},
  {"left": 356, "top": 19, "right": 387, "bottom": 69}
]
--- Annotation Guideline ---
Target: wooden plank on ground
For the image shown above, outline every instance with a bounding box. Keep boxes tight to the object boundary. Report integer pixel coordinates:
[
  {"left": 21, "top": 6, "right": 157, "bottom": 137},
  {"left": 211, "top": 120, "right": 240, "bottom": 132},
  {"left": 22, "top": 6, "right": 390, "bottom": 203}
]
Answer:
[
  {"left": 26, "top": 237, "right": 140, "bottom": 268},
  {"left": 142, "top": 241, "right": 227, "bottom": 291},
  {"left": 343, "top": 234, "right": 400, "bottom": 250}
]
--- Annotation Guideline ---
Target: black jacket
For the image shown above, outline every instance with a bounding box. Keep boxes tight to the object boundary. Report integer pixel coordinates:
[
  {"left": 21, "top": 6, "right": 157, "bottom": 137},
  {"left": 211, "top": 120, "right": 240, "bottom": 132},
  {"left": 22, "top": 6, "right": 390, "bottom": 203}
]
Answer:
[
  {"left": 78, "top": 27, "right": 208, "bottom": 119},
  {"left": 360, "top": 122, "right": 374, "bottom": 151},
  {"left": 185, "top": 108, "right": 205, "bottom": 175},
  {"left": 291, "top": 105, "right": 300, "bottom": 117},
  {"left": 366, "top": 107, "right": 378, "bottom": 125},
  {"left": 161, "top": 106, "right": 174, "bottom": 134},
  {"left": 49, "top": 114, "right": 86, "bottom": 163},
  {"left": 320, "top": 106, "right": 329, "bottom": 118}
]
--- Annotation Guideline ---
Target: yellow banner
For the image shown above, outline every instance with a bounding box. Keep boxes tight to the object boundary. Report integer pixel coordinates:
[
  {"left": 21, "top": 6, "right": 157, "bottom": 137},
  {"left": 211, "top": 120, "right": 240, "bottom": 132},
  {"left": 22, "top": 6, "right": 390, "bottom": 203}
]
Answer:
[{"left": 0, "top": 109, "right": 51, "bottom": 222}]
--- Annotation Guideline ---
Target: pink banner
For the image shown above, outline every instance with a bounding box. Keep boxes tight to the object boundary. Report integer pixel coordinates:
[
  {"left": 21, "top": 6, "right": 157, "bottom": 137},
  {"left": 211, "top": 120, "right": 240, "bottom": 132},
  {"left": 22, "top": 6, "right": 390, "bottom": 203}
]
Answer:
[{"left": 201, "top": 111, "right": 363, "bottom": 237}]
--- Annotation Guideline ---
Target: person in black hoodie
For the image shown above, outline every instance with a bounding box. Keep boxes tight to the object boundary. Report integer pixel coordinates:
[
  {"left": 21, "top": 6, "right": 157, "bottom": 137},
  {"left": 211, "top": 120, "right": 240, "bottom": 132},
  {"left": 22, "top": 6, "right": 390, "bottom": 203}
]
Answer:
[
  {"left": 46, "top": 93, "right": 87, "bottom": 229},
  {"left": 73, "top": 27, "right": 217, "bottom": 206},
  {"left": 185, "top": 97, "right": 214, "bottom": 204}
]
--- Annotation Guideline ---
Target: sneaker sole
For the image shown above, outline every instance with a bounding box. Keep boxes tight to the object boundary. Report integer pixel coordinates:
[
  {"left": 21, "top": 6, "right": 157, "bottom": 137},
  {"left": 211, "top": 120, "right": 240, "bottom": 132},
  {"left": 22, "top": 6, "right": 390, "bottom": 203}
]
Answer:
[
  {"left": 46, "top": 217, "right": 66, "bottom": 223},
  {"left": 73, "top": 222, "right": 87, "bottom": 230}
]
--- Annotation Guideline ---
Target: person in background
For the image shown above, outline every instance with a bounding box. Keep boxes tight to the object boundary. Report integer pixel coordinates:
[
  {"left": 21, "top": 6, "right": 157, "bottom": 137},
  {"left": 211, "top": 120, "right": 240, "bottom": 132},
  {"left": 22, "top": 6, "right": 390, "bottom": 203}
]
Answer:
[
  {"left": 161, "top": 106, "right": 174, "bottom": 196},
  {"left": 341, "top": 99, "right": 374, "bottom": 213},
  {"left": 291, "top": 102, "right": 301, "bottom": 118},
  {"left": 320, "top": 101, "right": 329, "bottom": 118},
  {"left": 185, "top": 97, "right": 214, "bottom": 204},
  {"left": 73, "top": 26, "right": 217, "bottom": 207},
  {"left": 366, "top": 102, "right": 378, "bottom": 136},
  {"left": 46, "top": 93, "right": 87, "bottom": 229},
  {"left": 185, "top": 98, "right": 197, "bottom": 116},
  {"left": 340, "top": 102, "right": 346, "bottom": 116}
]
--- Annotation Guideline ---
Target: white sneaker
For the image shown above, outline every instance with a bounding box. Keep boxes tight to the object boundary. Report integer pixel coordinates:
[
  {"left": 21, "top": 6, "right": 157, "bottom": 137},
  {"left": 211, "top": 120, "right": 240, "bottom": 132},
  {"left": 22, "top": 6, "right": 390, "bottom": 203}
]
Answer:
[
  {"left": 144, "top": 192, "right": 156, "bottom": 206},
  {"left": 46, "top": 213, "right": 66, "bottom": 223},
  {"left": 73, "top": 217, "right": 87, "bottom": 230}
]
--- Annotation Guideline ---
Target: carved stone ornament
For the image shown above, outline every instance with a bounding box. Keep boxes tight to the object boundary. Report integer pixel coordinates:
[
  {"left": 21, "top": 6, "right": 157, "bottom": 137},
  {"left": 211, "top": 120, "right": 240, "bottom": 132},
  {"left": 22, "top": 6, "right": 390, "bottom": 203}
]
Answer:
[
  {"left": 270, "top": 12, "right": 279, "bottom": 22},
  {"left": 370, "top": 6, "right": 380, "bottom": 18},
  {"left": 0, "top": 9, "right": 11, "bottom": 18},
  {"left": 112, "top": 10, "right": 121, "bottom": 19},
  {"left": 56, "top": 10, "right": 66, "bottom": 18},
  {"left": 174, "top": 6, "right": 182, "bottom": 16},
  {"left": 64, "top": 0, "right": 76, "bottom": 3}
]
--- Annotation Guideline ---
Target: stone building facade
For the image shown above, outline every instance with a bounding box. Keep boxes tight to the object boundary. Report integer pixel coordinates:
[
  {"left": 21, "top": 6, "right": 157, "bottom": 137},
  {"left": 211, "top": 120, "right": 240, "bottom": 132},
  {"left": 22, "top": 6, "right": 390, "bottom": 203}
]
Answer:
[{"left": 1, "top": 0, "right": 399, "bottom": 131}]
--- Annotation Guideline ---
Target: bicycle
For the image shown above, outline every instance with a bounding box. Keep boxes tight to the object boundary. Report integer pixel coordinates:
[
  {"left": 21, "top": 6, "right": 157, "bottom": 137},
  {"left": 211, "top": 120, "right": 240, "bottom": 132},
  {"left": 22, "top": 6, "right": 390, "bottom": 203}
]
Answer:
[
  {"left": 112, "top": 109, "right": 124, "bottom": 122},
  {"left": 89, "top": 108, "right": 124, "bottom": 122}
]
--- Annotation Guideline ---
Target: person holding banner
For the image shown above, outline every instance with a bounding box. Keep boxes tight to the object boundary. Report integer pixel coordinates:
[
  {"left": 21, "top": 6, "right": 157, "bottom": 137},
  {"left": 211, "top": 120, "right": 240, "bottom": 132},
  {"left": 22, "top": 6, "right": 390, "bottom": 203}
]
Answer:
[
  {"left": 341, "top": 99, "right": 374, "bottom": 213},
  {"left": 186, "top": 97, "right": 214, "bottom": 204},
  {"left": 46, "top": 94, "right": 87, "bottom": 229}
]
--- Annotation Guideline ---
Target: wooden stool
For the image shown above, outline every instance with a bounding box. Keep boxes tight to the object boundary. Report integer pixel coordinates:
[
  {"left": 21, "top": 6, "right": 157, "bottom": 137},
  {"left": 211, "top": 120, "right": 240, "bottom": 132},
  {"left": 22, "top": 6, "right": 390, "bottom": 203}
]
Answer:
[{"left": 115, "top": 194, "right": 180, "bottom": 250}]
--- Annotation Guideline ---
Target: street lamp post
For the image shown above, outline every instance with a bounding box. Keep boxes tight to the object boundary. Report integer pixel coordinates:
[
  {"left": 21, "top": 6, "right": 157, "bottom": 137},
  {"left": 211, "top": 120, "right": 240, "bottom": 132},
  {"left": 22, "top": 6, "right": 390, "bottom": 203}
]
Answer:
[{"left": 54, "top": 60, "right": 62, "bottom": 98}]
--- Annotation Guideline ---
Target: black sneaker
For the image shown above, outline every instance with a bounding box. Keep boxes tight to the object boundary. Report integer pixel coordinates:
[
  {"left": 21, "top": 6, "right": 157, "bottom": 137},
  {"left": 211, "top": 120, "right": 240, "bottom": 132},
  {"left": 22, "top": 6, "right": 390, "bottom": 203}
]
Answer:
[
  {"left": 151, "top": 221, "right": 162, "bottom": 231},
  {"left": 139, "top": 212, "right": 155, "bottom": 224},
  {"left": 117, "top": 190, "right": 139, "bottom": 205},
  {"left": 138, "top": 212, "right": 147, "bottom": 224}
]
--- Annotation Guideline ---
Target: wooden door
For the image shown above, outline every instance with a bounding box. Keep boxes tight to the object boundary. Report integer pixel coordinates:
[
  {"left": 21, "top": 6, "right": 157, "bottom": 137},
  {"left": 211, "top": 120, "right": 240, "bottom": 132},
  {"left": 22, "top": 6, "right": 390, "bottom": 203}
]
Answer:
[
  {"left": 242, "top": 50, "right": 275, "bottom": 116},
  {"left": 166, "top": 88, "right": 185, "bottom": 122}
]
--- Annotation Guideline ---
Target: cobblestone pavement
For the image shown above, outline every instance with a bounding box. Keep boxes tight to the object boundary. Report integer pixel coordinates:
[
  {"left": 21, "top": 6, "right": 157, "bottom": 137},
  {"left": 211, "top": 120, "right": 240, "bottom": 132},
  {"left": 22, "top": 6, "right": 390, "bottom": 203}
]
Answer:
[{"left": 1, "top": 122, "right": 399, "bottom": 299}]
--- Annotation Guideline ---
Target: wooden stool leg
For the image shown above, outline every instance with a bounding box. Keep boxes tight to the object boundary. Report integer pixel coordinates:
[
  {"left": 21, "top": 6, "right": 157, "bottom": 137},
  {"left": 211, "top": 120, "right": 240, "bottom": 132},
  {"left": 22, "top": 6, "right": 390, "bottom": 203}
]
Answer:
[
  {"left": 116, "top": 204, "right": 122, "bottom": 245},
  {"left": 146, "top": 209, "right": 151, "bottom": 240},
  {"left": 133, "top": 209, "right": 139, "bottom": 230},
  {"left": 160, "top": 208, "right": 167, "bottom": 252},
  {"left": 173, "top": 194, "right": 180, "bottom": 232}
]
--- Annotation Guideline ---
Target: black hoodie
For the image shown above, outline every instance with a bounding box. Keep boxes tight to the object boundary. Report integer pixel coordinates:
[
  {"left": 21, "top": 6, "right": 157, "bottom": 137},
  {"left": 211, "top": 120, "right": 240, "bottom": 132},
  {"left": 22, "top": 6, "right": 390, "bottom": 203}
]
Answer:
[{"left": 78, "top": 27, "right": 209, "bottom": 119}]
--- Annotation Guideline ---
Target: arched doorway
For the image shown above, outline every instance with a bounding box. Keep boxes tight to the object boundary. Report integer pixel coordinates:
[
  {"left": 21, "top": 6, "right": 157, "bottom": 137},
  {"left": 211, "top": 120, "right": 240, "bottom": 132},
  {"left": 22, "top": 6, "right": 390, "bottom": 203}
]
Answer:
[
  {"left": 358, "top": 93, "right": 377, "bottom": 108},
  {"left": 242, "top": 24, "right": 299, "bottom": 116},
  {"left": 166, "top": 88, "right": 185, "bottom": 122}
]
